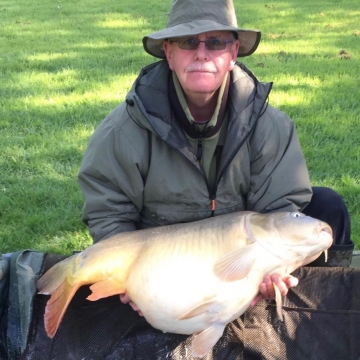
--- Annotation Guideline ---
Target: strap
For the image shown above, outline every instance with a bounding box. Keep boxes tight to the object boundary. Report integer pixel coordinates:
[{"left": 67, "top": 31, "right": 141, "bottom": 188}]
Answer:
[{"left": 6, "top": 251, "right": 44, "bottom": 358}]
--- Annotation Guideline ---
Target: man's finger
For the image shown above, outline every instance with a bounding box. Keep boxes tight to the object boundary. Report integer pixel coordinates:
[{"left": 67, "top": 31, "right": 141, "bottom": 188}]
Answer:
[
  {"left": 119, "top": 293, "right": 143, "bottom": 316},
  {"left": 259, "top": 276, "right": 275, "bottom": 299},
  {"left": 250, "top": 293, "right": 264, "bottom": 306},
  {"left": 129, "top": 301, "right": 139, "bottom": 311},
  {"left": 120, "top": 293, "right": 131, "bottom": 304},
  {"left": 284, "top": 275, "right": 299, "bottom": 288},
  {"left": 129, "top": 301, "right": 144, "bottom": 316}
]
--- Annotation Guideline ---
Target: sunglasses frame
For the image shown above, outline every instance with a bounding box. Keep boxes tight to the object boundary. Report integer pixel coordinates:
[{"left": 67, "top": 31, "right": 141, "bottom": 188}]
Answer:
[{"left": 170, "top": 37, "right": 234, "bottom": 51}]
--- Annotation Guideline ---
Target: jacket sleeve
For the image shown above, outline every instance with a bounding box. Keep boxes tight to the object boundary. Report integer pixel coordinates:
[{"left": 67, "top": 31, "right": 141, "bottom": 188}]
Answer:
[
  {"left": 247, "top": 105, "right": 313, "bottom": 213},
  {"left": 78, "top": 105, "right": 148, "bottom": 242}
]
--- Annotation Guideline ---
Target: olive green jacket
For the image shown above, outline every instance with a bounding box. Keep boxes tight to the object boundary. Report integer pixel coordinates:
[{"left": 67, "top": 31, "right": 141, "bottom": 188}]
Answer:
[{"left": 78, "top": 60, "right": 312, "bottom": 242}]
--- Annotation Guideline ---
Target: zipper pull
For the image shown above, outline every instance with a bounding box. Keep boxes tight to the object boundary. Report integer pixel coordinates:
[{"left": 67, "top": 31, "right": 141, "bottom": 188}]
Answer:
[
  {"left": 211, "top": 199, "right": 216, "bottom": 211},
  {"left": 211, "top": 197, "right": 216, "bottom": 212}
]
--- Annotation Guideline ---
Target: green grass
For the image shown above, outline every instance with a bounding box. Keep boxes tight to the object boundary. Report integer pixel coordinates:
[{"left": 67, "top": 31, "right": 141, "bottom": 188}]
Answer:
[{"left": 1, "top": 0, "right": 359, "bottom": 254}]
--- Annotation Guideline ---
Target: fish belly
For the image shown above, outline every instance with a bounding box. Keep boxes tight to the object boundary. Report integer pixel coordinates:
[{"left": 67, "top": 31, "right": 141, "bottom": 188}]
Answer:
[{"left": 125, "top": 250, "right": 260, "bottom": 335}]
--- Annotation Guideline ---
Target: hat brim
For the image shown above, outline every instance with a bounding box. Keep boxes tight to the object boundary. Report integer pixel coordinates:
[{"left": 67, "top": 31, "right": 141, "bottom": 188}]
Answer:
[{"left": 143, "top": 20, "right": 261, "bottom": 58}]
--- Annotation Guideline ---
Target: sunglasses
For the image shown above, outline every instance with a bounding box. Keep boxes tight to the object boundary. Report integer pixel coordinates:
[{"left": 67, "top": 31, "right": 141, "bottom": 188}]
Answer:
[{"left": 170, "top": 37, "right": 234, "bottom": 51}]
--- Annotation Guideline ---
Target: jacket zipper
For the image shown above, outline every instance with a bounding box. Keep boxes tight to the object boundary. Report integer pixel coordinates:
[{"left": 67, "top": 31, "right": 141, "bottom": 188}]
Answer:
[
  {"left": 197, "top": 133, "right": 216, "bottom": 213},
  {"left": 129, "top": 80, "right": 272, "bottom": 217},
  {"left": 210, "top": 87, "right": 273, "bottom": 215},
  {"left": 196, "top": 134, "right": 203, "bottom": 161}
]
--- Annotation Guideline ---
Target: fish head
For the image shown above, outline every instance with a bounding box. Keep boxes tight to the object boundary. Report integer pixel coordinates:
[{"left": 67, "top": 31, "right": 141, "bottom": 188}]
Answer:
[{"left": 245, "top": 212, "right": 333, "bottom": 269}]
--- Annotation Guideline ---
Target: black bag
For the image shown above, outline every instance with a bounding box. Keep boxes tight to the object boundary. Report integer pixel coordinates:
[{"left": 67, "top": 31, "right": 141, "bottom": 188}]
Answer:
[{"left": 1, "top": 250, "right": 360, "bottom": 360}]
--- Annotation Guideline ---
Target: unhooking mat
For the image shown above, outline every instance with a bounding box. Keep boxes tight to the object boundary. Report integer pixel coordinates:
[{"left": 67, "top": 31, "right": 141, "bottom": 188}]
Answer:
[{"left": 1, "top": 250, "right": 360, "bottom": 360}]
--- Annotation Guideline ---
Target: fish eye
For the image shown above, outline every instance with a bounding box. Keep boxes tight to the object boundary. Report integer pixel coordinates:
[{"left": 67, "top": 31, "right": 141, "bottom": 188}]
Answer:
[{"left": 290, "top": 212, "right": 303, "bottom": 218}]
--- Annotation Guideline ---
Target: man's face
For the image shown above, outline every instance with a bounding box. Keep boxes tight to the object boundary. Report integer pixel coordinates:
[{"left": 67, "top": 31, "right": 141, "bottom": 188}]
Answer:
[{"left": 163, "top": 31, "right": 239, "bottom": 102}]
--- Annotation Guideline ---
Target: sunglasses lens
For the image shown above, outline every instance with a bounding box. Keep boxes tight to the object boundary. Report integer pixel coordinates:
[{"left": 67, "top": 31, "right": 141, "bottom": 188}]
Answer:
[
  {"left": 206, "top": 39, "right": 226, "bottom": 50},
  {"left": 178, "top": 38, "right": 198, "bottom": 50}
]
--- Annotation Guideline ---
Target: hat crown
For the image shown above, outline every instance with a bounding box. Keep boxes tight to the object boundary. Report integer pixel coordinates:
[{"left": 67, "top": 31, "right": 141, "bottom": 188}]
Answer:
[
  {"left": 167, "top": 0, "right": 238, "bottom": 29},
  {"left": 142, "top": 0, "right": 261, "bottom": 58}
]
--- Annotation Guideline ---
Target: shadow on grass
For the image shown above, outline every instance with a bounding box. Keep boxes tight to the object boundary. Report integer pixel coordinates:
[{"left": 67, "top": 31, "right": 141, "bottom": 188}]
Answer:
[{"left": 0, "top": 175, "right": 89, "bottom": 254}]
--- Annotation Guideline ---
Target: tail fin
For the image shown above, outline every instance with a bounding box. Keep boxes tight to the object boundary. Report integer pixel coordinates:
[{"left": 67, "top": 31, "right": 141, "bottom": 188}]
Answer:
[{"left": 37, "top": 256, "right": 82, "bottom": 338}]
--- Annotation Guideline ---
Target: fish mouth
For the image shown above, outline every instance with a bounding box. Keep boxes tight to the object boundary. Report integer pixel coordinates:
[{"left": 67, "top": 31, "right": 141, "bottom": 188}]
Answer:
[
  {"left": 319, "top": 224, "right": 333, "bottom": 246},
  {"left": 321, "top": 225, "right": 333, "bottom": 237}
]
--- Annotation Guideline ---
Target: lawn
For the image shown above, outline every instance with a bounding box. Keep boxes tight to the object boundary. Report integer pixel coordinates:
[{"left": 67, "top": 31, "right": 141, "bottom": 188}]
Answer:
[{"left": 0, "top": 0, "right": 359, "bottom": 254}]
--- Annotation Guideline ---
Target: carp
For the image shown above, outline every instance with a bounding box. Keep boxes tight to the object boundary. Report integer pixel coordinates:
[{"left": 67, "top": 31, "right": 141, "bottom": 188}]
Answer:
[{"left": 37, "top": 211, "right": 332, "bottom": 358}]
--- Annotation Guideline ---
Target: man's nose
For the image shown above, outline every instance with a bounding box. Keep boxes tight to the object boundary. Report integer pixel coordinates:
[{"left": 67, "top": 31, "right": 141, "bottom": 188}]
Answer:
[{"left": 194, "top": 42, "right": 209, "bottom": 60}]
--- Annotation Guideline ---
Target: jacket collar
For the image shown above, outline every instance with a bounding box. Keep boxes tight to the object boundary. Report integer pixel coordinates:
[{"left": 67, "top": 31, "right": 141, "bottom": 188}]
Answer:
[
  {"left": 127, "top": 61, "right": 272, "bottom": 170},
  {"left": 168, "top": 71, "right": 230, "bottom": 139}
]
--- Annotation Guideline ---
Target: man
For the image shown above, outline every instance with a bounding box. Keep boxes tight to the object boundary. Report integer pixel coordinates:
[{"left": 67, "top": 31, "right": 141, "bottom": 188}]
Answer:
[{"left": 78, "top": 0, "right": 353, "bottom": 310}]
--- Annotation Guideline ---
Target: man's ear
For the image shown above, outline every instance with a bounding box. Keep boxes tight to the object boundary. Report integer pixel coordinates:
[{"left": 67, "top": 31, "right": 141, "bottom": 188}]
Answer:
[
  {"left": 163, "top": 41, "right": 174, "bottom": 70},
  {"left": 229, "top": 40, "right": 239, "bottom": 70}
]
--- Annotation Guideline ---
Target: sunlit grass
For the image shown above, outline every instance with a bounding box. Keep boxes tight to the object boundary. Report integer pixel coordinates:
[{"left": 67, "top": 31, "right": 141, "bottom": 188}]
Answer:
[{"left": 0, "top": 0, "right": 359, "bottom": 254}]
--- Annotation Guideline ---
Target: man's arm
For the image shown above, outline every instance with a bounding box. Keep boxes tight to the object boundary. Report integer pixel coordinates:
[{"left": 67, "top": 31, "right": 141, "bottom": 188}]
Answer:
[
  {"left": 247, "top": 105, "right": 312, "bottom": 301},
  {"left": 247, "top": 105, "right": 312, "bottom": 213},
  {"left": 78, "top": 106, "right": 148, "bottom": 242}
]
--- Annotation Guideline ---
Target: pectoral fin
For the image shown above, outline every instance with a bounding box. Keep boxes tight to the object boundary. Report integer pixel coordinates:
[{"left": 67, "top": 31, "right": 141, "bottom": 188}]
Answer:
[
  {"left": 177, "top": 297, "right": 216, "bottom": 320},
  {"left": 191, "top": 325, "right": 225, "bottom": 358},
  {"left": 273, "top": 282, "right": 283, "bottom": 321},
  {"left": 87, "top": 279, "right": 125, "bottom": 301},
  {"left": 213, "top": 244, "right": 256, "bottom": 281}
]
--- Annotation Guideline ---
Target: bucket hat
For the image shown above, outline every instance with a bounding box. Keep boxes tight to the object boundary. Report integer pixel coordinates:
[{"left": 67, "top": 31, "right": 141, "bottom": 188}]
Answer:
[{"left": 142, "top": 0, "right": 261, "bottom": 58}]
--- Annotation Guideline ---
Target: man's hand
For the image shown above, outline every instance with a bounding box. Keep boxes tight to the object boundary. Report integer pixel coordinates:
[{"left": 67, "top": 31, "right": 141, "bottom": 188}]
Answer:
[
  {"left": 120, "top": 293, "right": 144, "bottom": 316},
  {"left": 251, "top": 274, "right": 299, "bottom": 306}
]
